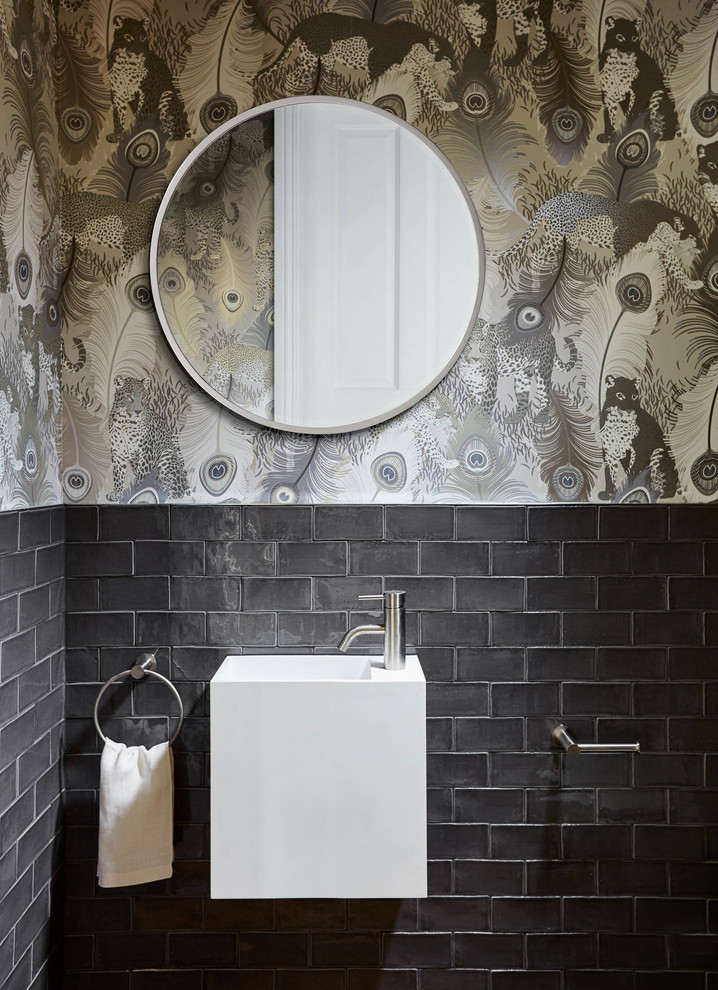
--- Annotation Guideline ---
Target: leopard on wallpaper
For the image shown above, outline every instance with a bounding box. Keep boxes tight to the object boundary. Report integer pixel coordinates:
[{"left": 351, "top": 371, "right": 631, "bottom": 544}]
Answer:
[
  {"left": 0, "top": 0, "right": 60, "bottom": 509},
  {"left": 56, "top": 0, "right": 718, "bottom": 504}
]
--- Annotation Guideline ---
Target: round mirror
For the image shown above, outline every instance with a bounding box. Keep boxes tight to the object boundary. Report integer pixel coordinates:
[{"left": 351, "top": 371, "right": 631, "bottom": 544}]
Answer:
[{"left": 150, "top": 96, "right": 484, "bottom": 434}]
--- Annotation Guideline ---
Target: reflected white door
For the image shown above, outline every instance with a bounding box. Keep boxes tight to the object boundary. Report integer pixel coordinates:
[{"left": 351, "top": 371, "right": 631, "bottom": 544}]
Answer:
[{"left": 273, "top": 102, "right": 477, "bottom": 429}]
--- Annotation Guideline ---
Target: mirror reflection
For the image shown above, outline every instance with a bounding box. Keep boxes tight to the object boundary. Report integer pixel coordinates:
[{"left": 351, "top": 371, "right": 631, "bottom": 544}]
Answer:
[{"left": 151, "top": 98, "right": 483, "bottom": 433}]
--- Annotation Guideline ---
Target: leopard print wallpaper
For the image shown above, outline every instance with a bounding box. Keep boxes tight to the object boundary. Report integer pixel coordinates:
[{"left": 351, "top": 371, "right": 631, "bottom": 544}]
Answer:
[
  {"left": 56, "top": 0, "right": 718, "bottom": 505},
  {"left": 0, "top": 0, "right": 61, "bottom": 509}
]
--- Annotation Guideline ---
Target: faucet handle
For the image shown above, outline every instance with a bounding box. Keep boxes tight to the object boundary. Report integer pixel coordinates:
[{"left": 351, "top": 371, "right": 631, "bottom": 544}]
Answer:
[{"left": 358, "top": 591, "right": 405, "bottom": 607}]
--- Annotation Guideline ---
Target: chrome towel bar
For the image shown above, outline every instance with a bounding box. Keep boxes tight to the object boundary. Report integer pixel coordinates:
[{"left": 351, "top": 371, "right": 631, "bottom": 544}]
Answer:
[
  {"left": 93, "top": 652, "right": 183, "bottom": 745},
  {"left": 552, "top": 724, "right": 640, "bottom": 755}
]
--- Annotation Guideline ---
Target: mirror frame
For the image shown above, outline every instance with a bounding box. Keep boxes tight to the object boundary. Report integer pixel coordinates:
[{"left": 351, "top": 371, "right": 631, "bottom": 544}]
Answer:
[{"left": 150, "top": 95, "right": 485, "bottom": 435}]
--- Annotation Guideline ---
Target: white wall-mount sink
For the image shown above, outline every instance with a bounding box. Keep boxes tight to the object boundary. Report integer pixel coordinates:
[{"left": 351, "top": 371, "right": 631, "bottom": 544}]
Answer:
[{"left": 210, "top": 653, "right": 426, "bottom": 899}]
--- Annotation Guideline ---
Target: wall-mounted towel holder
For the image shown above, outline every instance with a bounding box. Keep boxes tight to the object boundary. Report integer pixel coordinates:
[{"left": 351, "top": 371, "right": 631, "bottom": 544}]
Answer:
[
  {"left": 552, "top": 724, "right": 640, "bottom": 755},
  {"left": 93, "top": 652, "right": 184, "bottom": 745}
]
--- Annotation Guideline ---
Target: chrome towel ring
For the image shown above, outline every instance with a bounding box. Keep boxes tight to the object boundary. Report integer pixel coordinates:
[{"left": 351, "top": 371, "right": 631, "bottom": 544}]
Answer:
[{"left": 93, "top": 652, "right": 184, "bottom": 746}]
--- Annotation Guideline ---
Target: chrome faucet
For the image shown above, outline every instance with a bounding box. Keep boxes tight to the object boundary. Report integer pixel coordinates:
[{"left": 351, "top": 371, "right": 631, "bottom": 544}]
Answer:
[{"left": 338, "top": 590, "right": 406, "bottom": 670}]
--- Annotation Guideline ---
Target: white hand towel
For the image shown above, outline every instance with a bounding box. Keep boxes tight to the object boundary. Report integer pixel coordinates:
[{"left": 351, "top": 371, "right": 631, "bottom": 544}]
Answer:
[{"left": 97, "top": 738, "right": 174, "bottom": 888}]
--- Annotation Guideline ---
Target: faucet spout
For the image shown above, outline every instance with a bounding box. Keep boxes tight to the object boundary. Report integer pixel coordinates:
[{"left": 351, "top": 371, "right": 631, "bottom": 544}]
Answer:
[{"left": 337, "top": 624, "right": 384, "bottom": 652}]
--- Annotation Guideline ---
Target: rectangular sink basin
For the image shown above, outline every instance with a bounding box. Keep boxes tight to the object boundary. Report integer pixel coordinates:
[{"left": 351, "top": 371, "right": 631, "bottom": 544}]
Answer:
[{"left": 211, "top": 654, "right": 426, "bottom": 899}]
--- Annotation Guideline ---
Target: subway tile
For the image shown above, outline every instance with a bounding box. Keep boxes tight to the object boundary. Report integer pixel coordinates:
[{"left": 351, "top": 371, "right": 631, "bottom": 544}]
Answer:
[
  {"left": 597, "top": 788, "right": 666, "bottom": 823},
  {"left": 0, "top": 551, "right": 35, "bottom": 594},
  {"left": 382, "top": 933, "right": 451, "bottom": 968},
  {"left": 598, "top": 860, "right": 667, "bottom": 895},
  {"left": 277, "top": 612, "right": 347, "bottom": 647},
  {"left": 350, "top": 541, "right": 418, "bottom": 576},
  {"left": 314, "top": 576, "right": 381, "bottom": 610},
  {"left": 456, "top": 507, "right": 525, "bottom": 541},
  {"left": 101, "top": 505, "right": 170, "bottom": 540},
  {"left": 635, "top": 611, "right": 702, "bottom": 646},
  {"left": 454, "top": 859, "right": 523, "bottom": 895},
  {"left": 427, "top": 753, "right": 487, "bottom": 787},
  {"left": 417, "top": 648, "right": 454, "bottom": 682},
  {"left": 457, "top": 648, "right": 524, "bottom": 681},
  {"left": 493, "top": 543, "right": 561, "bottom": 576},
  {"left": 671, "top": 506, "right": 718, "bottom": 539},
  {"left": 427, "top": 824, "right": 488, "bottom": 858},
  {"left": 456, "top": 577, "right": 523, "bottom": 611},
  {"left": 600, "top": 505, "right": 668, "bottom": 540},
  {"left": 454, "top": 788, "right": 523, "bottom": 824},
  {"left": 0, "top": 594, "right": 17, "bottom": 640},
  {"left": 205, "top": 541, "right": 275, "bottom": 576},
  {"left": 421, "top": 612, "right": 488, "bottom": 647},
  {"left": 66, "top": 543, "right": 131, "bottom": 577},
  {"left": 170, "top": 576, "right": 239, "bottom": 612},
  {"left": 311, "top": 933, "right": 379, "bottom": 967},
  {"left": 562, "top": 683, "right": 631, "bottom": 716},
  {"left": 669, "top": 576, "right": 718, "bottom": 610},
  {"left": 455, "top": 717, "right": 523, "bottom": 752},
  {"left": 563, "top": 612, "right": 631, "bottom": 646},
  {"left": 0, "top": 512, "right": 19, "bottom": 552},
  {"left": 169, "top": 933, "right": 237, "bottom": 967},
  {"left": 492, "top": 682, "right": 559, "bottom": 716},
  {"left": 244, "top": 577, "right": 311, "bottom": 611},
  {"left": 635, "top": 542, "right": 703, "bottom": 574},
  {"left": 426, "top": 684, "right": 490, "bottom": 725},
  {"left": 670, "top": 862, "right": 718, "bottom": 895},
  {"left": 65, "top": 579, "right": 98, "bottom": 613},
  {"left": 599, "top": 934, "right": 666, "bottom": 969},
  {"left": 244, "top": 506, "right": 312, "bottom": 541},
  {"left": 597, "top": 718, "right": 666, "bottom": 752},
  {"left": 634, "top": 754, "right": 703, "bottom": 787},
  {"left": 529, "top": 506, "right": 597, "bottom": 540},
  {"left": 420, "top": 542, "right": 488, "bottom": 576},
  {"left": 669, "top": 718, "right": 718, "bottom": 751},
  {"left": 527, "top": 577, "right": 595, "bottom": 611},
  {"left": 564, "top": 543, "right": 630, "bottom": 575},
  {"left": 18, "top": 509, "right": 51, "bottom": 549},
  {"left": 205, "top": 612, "right": 276, "bottom": 647},
  {"left": 279, "top": 542, "right": 347, "bottom": 576},
  {"left": 526, "top": 789, "right": 595, "bottom": 824},
  {"left": 634, "top": 683, "right": 702, "bottom": 716},
  {"left": 491, "top": 825, "right": 560, "bottom": 859},
  {"left": 493, "top": 896, "right": 561, "bottom": 932},
  {"left": 493, "top": 976, "right": 560, "bottom": 990},
  {"left": 668, "top": 646, "right": 718, "bottom": 681},
  {"left": 65, "top": 612, "right": 133, "bottom": 647},
  {"left": 1, "top": 628, "right": 35, "bottom": 679},
  {"left": 635, "top": 825, "right": 704, "bottom": 860},
  {"left": 454, "top": 933, "right": 523, "bottom": 969},
  {"left": 597, "top": 647, "right": 666, "bottom": 680},
  {"left": 137, "top": 611, "right": 205, "bottom": 646},
  {"left": 422, "top": 971, "right": 488, "bottom": 990},
  {"left": 668, "top": 933, "right": 718, "bottom": 968},
  {"left": 101, "top": 576, "right": 170, "bottom": 611},
  {"left": 170, "top": 506, "right": 239, "bottom": 540},
  {"left": 316, "top": 506, "right": 384, "bottom": 541},
  {"left": 528, "top": 861, "right": 596, "bottom": 896},
  {"left": 526, "top": 934, "right": 596, "bottom": 968},
  {"left": 134, "top": 541, "right": 204, "bottom": 575},
  {"left": 562, "top": 754, "right": 631, "bottom": 789},
  {"left": 636, "top": 897, "right": 706, "bottom": 933},
  {"left": 36, "top": 542, "right": 65, "bottom": 583},
  {"left": 385, "top": 507, "right": 452, "bottom": 541},
  {"left": 18, "top": 585, "right": 48, "bottom": 630},
  {"left": 669, "top": 789, "right": 718, "bottom": 824},
  {"left": 562, "top": 825, "right": 632, "bottom": 859},
  {"left": 427, "top": 718, "right": 452, "bottom": 752},
  {"left": 528, "top": 648, "right": 595, "bottom": 680},
  {"left": 492, "top": 612, "right": 560, "bottom": 647},
  {"left": 386, "top": 577, "right": 453, "bottom": 611},
  {"left": 598, "top": 576, "right": 666, "bottom": 610},
  {"left": 491, "top": 753, "right": 560, "bottom": 787}
]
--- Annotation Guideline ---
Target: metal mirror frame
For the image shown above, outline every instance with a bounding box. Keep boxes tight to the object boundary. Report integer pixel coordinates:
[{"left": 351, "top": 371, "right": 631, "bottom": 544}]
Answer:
[{"left": 150, "top": 95, "right": 486, "bottom": 435}]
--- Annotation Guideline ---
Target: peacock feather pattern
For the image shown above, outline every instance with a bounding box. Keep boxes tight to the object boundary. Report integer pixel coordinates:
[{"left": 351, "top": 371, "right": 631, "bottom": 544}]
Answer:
[{"left": 40, "top": 0, "right": 718, "bottom": 503}]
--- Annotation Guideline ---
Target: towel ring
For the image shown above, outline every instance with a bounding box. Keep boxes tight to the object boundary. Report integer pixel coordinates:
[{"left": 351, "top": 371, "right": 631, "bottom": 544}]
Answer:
[{"left": 93, "top": 652, "right": 184, "bottom": 745}]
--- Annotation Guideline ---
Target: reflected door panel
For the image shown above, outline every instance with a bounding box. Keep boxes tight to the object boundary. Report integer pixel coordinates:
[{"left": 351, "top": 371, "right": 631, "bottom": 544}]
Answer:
[{"left": 274, "top": 102, "right": 477, "bottom": 429}]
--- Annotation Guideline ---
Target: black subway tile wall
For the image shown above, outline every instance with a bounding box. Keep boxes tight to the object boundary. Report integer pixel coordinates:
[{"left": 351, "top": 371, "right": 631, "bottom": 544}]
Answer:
[
  {"left": 63, "top": 505, "right": 718, "bottom": 989},
  {"left": 0, "top": 508, "right": 65, "bottom": 989}
]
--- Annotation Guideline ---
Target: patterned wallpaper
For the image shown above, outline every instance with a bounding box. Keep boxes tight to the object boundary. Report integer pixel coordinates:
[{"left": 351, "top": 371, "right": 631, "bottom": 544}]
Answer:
[
  {"left": 0, "top": 0, "right": 61, "bottom": 509},
  {"left": 57, "top": 0, "right": 718, "bottom": 505}
]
